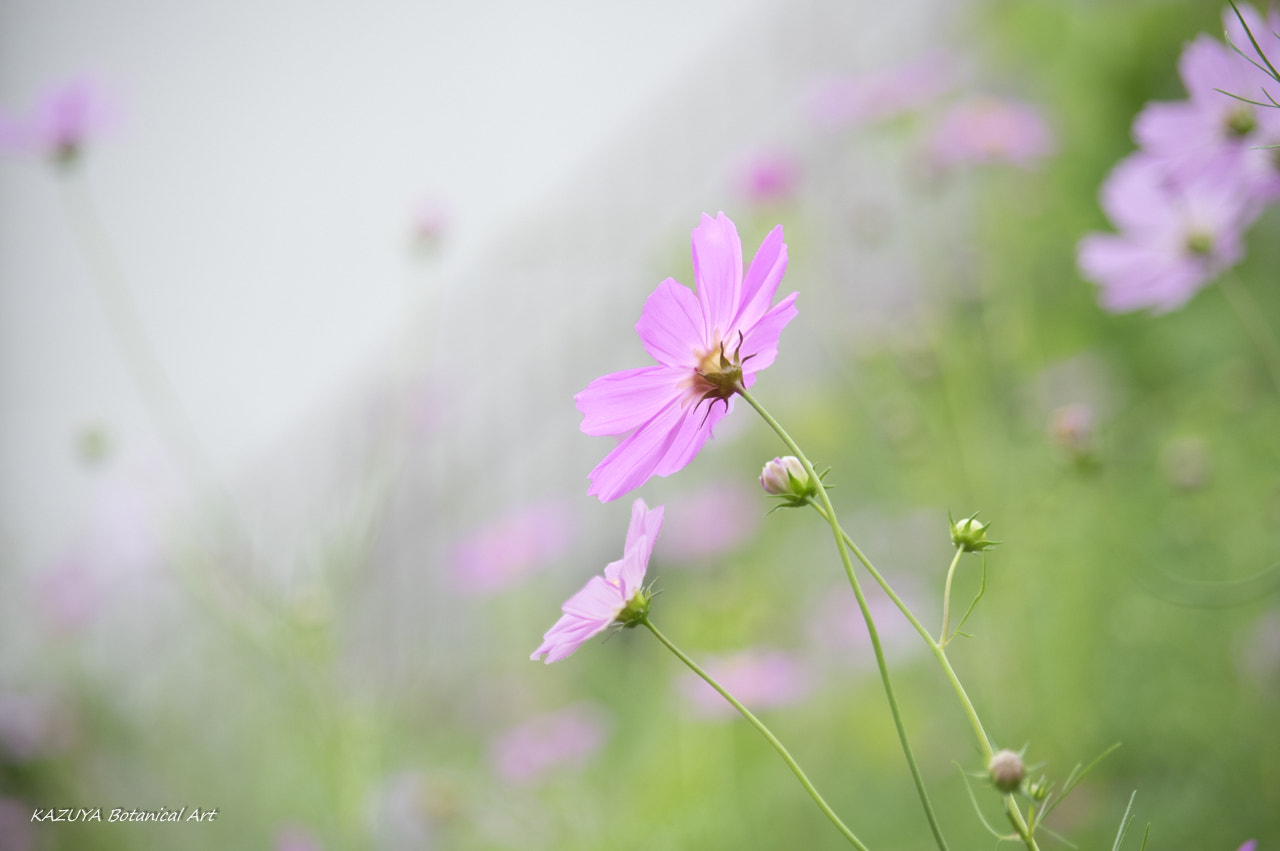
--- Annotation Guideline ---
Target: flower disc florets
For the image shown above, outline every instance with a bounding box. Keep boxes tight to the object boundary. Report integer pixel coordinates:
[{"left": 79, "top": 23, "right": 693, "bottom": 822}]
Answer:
[
  {"left": 950, "top": 512, "right": 999, "bottom": 552},
  {"left": 693, "top": 333, "right": 751, "bottom": 409}
]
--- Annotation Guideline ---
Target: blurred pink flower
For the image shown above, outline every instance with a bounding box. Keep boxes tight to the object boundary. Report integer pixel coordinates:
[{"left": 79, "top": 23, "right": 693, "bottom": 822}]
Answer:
[
  {"left": 927, "top": 96, "right": 1054, "bottom": 169},
  {"left": 32, "top": 456, "right": 172, "bottom": 632},
  {"left": 451, "top": 502, "right": 575, "bottom": 595},
  {"left": 1048, "top": 403, "right": 1095, "bottom": 460},
  {"left": 368, "top": 771, "right": 436, "bottom": 849},
  {"left": 0, "top": 691, "right": 75, "bottom": 762},
  {"left": 737, "top": 151, "right": 800, "bottom": 205},
  {"left": 274, "top": 824, "right": 323, "bottom": 851},
  {"left": 0, "top": 797, "right": 34, "bottom": 851},
  {"left": 807, "top": 580, "right": 922, "bottom": 669},
  {"left": 809, "top": 53, "right": 956, "bottom": 129},
  {"left": 678, "top": 648, "right": 812, "bottom": 719},
  {"left": 576, "top": 212, "right": 797, "bottom": 502},
  {"left": 1077, "top": 153, "right": 1254, "bottom": 312},
  {"left": 1134, "top": 12, "right": 1280, "bottom": 203},
  {"left": 1226, "top": 1, "right": 1280, "bottom": 106},
  {"left": 490, "top": 703, "right": 609, "bottom": 786},
  {"left": 657, "top": 482, "right": 756, "bottom": 563},
  {"left": 1237, "top": 843, "right": 1258, "bottom": 851},
  {"left": 0, "top": 78, "right": 112, "bottom": 163},
  {"left": 531, "top": 499, "right": 663, "bottom": 663},
  {"left": 409, "top": 199, "right": 449, "bottom": 252}
]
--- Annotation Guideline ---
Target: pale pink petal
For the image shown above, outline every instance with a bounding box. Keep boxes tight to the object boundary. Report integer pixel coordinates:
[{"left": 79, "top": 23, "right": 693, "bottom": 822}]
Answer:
[
  {"left": 1078, "top": 234, "right": 1205, "bottom": 313},
  {"left": 691, "top": 212, "right": 744, "bottom": 341},
  {"left": 575, "top": 365, "right": 688, "bottom": 436},
  {"left": 653, "top": 397, "right": 728, "bottom": 477},
  {"left": 1224, "top": 3, "right": 1280, "bottom": 77},
  {"left": 1131, "top": 100, "right": 1217, "bottom": 155},
  {"left": 586, "top": 395, "right": 690, "bottom": 502},
  {"left": 622, "top": 499, "right": 665, "bottom": 568},
  {"left": 738, "top": 291, "right": 799, "bottom": 373},
  {"left": 602, "top": 540, "right": 648, "bottom": 598},
  {"left": 561, "top": 575, "right": 624, "bottom": 619},
  {"left": 1099, "top": 154, "right": 1180, "bottom": 234},
  {"left": 1181, "top": 34, "right": 1257, "bottom": 104},
  {"left": 732, "top": 226, "right": 788, "bottom": 334},
  {"left": 635, "top": 278, "right": 706, "bottom": 367}
]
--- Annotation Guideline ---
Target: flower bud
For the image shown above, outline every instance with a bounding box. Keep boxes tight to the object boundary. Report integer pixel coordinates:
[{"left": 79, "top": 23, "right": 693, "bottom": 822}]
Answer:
[
  {"left": 988, "top": 749, "right": 1025, "bottom": 793},
  {"left": 950, "top": 513, "right": 998, "bottom": 552},
  {"left": 760, "top": 456, "right": 815, "bottom": 500}
]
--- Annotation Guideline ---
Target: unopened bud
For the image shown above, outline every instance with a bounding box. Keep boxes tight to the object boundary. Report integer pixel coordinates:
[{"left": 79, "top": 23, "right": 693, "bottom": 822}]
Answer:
[
  {"left": 760, "top": 456, "right": 815, "bottom": 501},
  {"left": 950, "top": 513, "right": 998, "bottom": 552},
  {"left": 988, "top": 749, "right": 1025, "bottom": 793}
]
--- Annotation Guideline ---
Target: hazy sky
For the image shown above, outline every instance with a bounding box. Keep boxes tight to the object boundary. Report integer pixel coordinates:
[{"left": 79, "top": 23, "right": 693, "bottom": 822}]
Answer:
[{"left": 0, "top": 0, "right": 761, "bottom": 561}]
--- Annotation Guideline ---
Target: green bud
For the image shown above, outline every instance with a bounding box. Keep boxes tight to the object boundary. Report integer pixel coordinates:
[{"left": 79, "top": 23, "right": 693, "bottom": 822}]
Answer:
[
  {"left": 950, "top": 512, "right": 999, "bottom": 552},
  {"left": 988, "top": 749, "right": 1025, "bottom": 794}
]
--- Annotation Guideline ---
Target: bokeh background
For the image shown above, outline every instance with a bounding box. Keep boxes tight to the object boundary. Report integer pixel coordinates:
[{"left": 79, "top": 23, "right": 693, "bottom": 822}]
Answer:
[{"left": 2, "top": 0, "right": 1278, "bottom": 848}]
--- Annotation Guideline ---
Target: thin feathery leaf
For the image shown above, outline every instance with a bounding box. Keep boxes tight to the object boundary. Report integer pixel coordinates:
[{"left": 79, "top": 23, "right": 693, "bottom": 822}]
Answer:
[
  {"left": 956, "top": 762, "right": 1009, "bottom": 841},
  {"left": 1213, "top": 86, "right": 1280, "bottom": 108},
  {"left": 1044, "top": 742, "right": 1122, "bottom": 819},
  {"left": 1227, "top": 0, "right": 1280, "bottom": 80},
  {"left": 1040, "top": 824, "right": 1079, "bottom": 849},
  {"left": 949, "top": 555, "right": 989, "bottom": 642},
  {"left": 1137, "top": 824, "right": 1151, "bottom": 851},
  {"left": 1111, "top": 790, "right": 1138, "bottom": 851}
]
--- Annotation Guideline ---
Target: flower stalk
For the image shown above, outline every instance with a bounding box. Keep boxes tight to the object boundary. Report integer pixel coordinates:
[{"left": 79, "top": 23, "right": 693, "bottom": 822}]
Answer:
[
  {"left": 640, "top": 616, "right": 869, "bottom": 850},
  {"left": 804, "top": 502, "right": 1044, "bottom": 851},
  {"left": 738, "top": 387, "right": 951, "bottom": 851}
]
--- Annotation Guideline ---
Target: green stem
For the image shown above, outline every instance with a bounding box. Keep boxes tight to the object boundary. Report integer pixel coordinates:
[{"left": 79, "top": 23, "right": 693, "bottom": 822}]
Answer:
[
  {"left": 59, "top": 169, "right": 219, "bottom": 492},
  {"left": 640, "top": 618, "right": 868, "bottom": 850},
  {"left": 939, "top": 548, "right": 964, "bottom": 646},
  {"left": 807, "top": 506, "right": 1044, "bottom": 851},
  {"left": 1219, "top": 270, "right": 1280, "bottom": 402},
  {"left": 739, "top": 388, "right": 950, "bottom": 851}
]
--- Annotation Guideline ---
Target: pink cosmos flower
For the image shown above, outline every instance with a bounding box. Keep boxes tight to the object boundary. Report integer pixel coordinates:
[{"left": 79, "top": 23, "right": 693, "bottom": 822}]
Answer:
[
  {"left": 807, "top": 580, "right": 923, "bottom": 669},
  {"left": 0, "top": 692, "right": 75, "bottom": 762},
  {"left": 809, "top": 53, "right": 957, "bottom": 129},
  {"left": 1237, "top": 843, "right": 1258, "bottom": 851},
  {"left": 490, "top": 703, "right": 609, "bottom": 786},
  {"left": 927, "top": 96, "right": 1055, "bottom": 169},
  {"left": 531, "top": 499, "right": 663, "bottom": 663},
  {"left": 677, "top": 648, "right": 812, "bottom": 719},
  {"left": 409, "top": 198, "right": 449, "bottom": 253},
  {"left": 0, "top": 78, "right": 112, "bottom": 164},
  {"left": 0, "top": 797, "right": 34, "bottom": 851},
  {"left": 1134, "top": 16, "right": 1280, "bottom": 202},
  {"left": 1077, "top": 153, "right": 1255, "bottom": 312},
  {"left": 451, "top": 502, "right": 575, "bottom": 595},
  {"left": 656, "top": 482, "right": 756, "bottom": 563},
  {"left": 737, "top": 151, "right": 800, "bottom": 205},
  {"left": 576, "top": 213, "right": 797, "bottom": 502}
]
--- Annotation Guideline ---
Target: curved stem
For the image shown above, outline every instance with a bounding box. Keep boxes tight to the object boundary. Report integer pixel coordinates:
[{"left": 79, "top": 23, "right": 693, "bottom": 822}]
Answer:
[
  {"left": 807, "top": 506, "right": 1044, "bottom": 850},
  {"left": 739, "top": 388, "right": 950, "bottom": 851},
  {"left": 59, "top": 170, "right": 219, "bottom": 492},
  {"left": 1219, "top": 270, "right": 1280, "bottom": 402},
  {"left": 939, "top": 548, "right": 964, "bottom": 646},
  {"left": 640, "top": 617, "right": 869, "bottom": 850}
]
